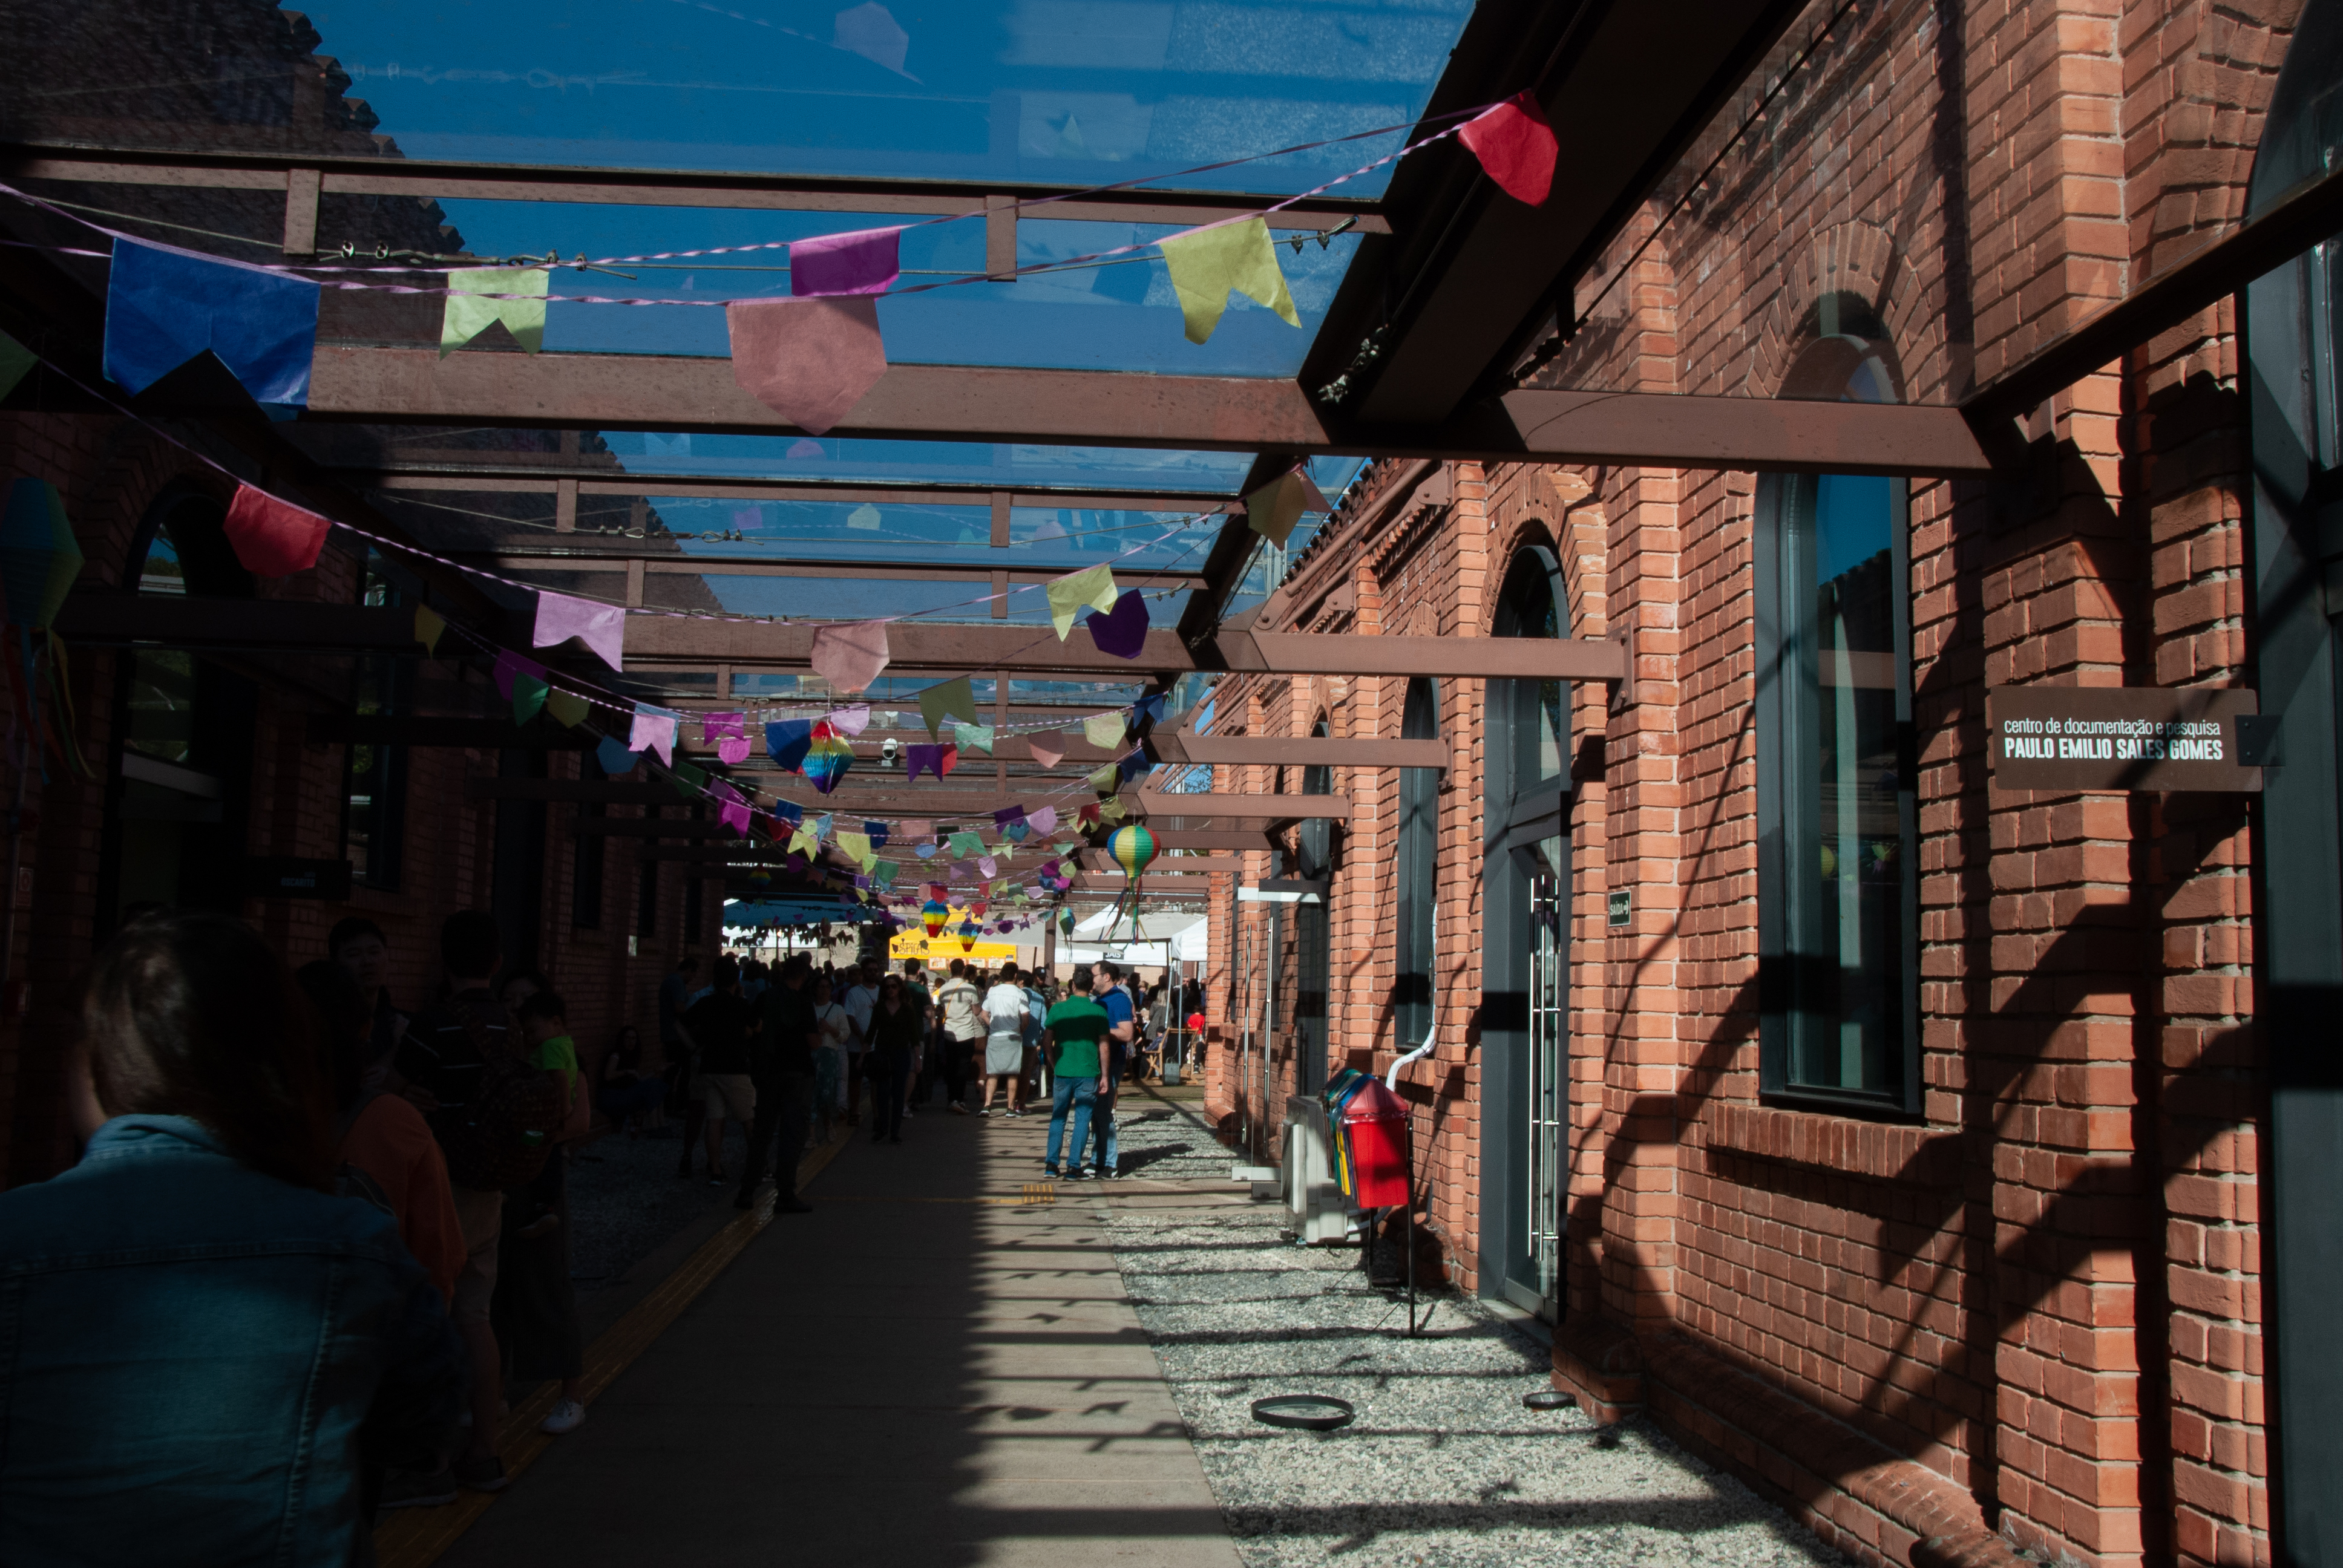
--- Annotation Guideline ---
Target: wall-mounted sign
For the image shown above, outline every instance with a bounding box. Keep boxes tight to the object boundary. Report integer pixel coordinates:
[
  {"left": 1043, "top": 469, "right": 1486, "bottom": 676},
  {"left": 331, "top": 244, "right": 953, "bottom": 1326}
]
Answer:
[
  {"left": 1607, "top": 889, "right": 1631, "bottom": 928},
  {"left": 1987, "top": 687, "right": 2261, "bottom": 792},
  {"left": 243, "top": 857, "right": 353, "bottom": 900}
]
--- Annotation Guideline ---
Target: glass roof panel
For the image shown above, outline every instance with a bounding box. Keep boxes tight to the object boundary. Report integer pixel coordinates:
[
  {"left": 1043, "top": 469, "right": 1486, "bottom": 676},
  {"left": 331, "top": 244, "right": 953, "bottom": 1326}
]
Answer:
[
  {"left": 594, "top": 433, "right": 1257, "bottom": 491},
  {"left": 295, "top": 0, "right": 1470, "bottom": 192}
]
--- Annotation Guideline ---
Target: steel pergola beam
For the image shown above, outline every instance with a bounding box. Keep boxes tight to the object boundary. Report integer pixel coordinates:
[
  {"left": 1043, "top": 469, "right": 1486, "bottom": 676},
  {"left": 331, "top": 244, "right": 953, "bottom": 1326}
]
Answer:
[
  {"left": 1134, "top": 791, "right": 1352, "bottom": 821},
  {"left": 361, "top": 468, "right": 1239, "bottom": 515},
  {"left": 301, "top": 347, "right": 1992, "bottom": 477},
  {"left": 1152, "top": 734, "right": 1450, "bottom": 771}
]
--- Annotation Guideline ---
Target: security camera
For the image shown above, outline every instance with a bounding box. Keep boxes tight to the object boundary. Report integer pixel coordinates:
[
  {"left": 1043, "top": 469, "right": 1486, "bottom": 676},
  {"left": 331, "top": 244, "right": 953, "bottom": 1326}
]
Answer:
[{"left": 882, "top": 737, "right": 900, "bottom": 766}]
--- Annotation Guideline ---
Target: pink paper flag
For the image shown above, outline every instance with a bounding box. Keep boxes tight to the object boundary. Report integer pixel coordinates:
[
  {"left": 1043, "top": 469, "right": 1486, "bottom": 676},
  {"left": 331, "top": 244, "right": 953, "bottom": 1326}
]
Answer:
[
  {"left": 1027, "top": 805, "right": 1057, "bottom": 836},
  {"left": 631, "top": 708, "right": 677, "bottom": 766},
  {"left": 718, "top": 736, "right": 751, "bottom": 765},
  {"left": 701, "top": 712, "right": 746, "bottom": 745},
  {"left": 223, "top": 483, "right": 330, "bottom": 576},
  {"left": 721, "top": 800, "right": 751, "bottom": 835},
  {"left": 533, "top": 590, "right": 626, "bottom": 671},
  {"left": 827, "top": 705, "right": 871, "bottom": 736},
  {"left": 1459, "top": 91, "right": 1559, "bottom": 207},
  {"left": 1087, "top": 589, "right": 1149, "bottom": 659},
  {"left": 791, "top": 226, "right": 902, "bottom": 297},
  {"left": 811, "top": 620, "right": 891, "bottom": 693},
  {"left": 493, "top": 649, "right": 546, "bottom": 701},
  {"left": 978, "top": 856, "right": 997, "bottom": 878},
  {"left": 1027, "top": 734, "right": 1067, "bottom": 769},
  {"left": 727, "top": 297, "right": 887, "bottom": 437}
]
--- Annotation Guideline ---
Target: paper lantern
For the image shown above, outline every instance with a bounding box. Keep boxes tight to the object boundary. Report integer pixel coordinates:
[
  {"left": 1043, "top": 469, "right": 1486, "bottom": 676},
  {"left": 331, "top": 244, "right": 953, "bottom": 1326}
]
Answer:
[
  {"left": 747, "top": 864, "right": 772, "bottom": 887},
  {"left": 922, "top": 900, "right": 948, "bottom": 938},
  {"left": 957, "top": 921, "right": 978, "bottom": 953},
  {"left": 803, "top": 721, "right": 854, "bottom": 794},
  {"left": 1106, "top": 823, "right": 1157, "bottom": 881},
  {"left": 0, "top": 479, "right": 85, "bottom": 630}
]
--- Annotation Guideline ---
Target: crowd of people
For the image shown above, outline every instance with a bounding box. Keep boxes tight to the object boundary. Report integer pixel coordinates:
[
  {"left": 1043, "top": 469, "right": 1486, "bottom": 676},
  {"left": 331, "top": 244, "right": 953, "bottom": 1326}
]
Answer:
[{"left": 0, "top": 906, "right": 1203, "bottom": 1563}]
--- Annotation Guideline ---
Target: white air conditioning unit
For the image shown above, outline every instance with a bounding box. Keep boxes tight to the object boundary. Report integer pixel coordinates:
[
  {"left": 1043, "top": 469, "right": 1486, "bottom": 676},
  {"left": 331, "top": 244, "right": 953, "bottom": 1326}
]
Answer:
[{"left": 1281, "top": 1095, "right": 1351, "bottom": 1244}]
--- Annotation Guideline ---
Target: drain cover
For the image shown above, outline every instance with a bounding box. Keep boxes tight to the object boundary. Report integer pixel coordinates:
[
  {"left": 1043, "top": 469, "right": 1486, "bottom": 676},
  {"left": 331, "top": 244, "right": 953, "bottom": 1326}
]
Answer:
[
  {"left": 1251, "top": 1395, "right": 1355, "bottom": 1431},
  {"left": 1522, "top": 1388, "right": 1575, "bottom": 1411}
]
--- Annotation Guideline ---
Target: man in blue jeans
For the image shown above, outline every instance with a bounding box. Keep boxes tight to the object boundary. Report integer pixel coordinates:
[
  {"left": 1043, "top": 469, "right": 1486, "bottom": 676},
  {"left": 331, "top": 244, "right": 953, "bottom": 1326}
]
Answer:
[
  {"left": 1041, "top": 967, "right": 1112, "bottom": 1179},
  {"left": 1088, "top": 961, "right": 1138, "bottom": 1178}
]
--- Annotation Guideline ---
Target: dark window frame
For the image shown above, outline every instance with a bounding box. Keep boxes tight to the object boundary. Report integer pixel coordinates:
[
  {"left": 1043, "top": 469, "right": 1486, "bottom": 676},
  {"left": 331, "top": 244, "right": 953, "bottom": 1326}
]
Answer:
[
  {"left": 1753, "top": 471, "right": 1922, "bottom": 1119},
  {"left": 1395, "top": 678, "right": 1440, "bottom": 1049},
  {"left": 342, "top": 550, "right": 407, "bottom": 892}
]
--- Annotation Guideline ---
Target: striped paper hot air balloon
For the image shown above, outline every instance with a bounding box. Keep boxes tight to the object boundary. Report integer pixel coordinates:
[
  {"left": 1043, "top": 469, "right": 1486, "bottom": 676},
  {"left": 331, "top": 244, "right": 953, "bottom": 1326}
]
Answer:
[
  {"left": 803, "top": 721, "right": 854, "bottom": 794},
  {"left": 922, "top": 900, "right": 949, "bottom": 938},
  {"left": 957, "top": 921, "right": 978, "bottom": 953},
  {"left": 1107, "top": 823, "right": 1156, "bottom": 880}
]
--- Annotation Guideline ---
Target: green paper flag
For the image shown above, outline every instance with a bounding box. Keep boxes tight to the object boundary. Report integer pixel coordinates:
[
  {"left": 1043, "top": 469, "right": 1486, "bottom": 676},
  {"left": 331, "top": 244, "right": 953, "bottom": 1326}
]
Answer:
[
  {"left": 441, "top": 267, "right": 550, "bottom": 357},
  {"left": 670, "top": 760, "right": 706, "bottom": 797},
  {"left": 1244, "top": 468, "right": 1334, "bottom": 549},
  {"left": 1158, "top": 217, "right": 1299, "bottom": 345},
  {"left": 0, "top": 332, "right": 35, "bottom": 400},
  {"left": 546, "top": 687, "right": 589, "bottom": 727},
  {"left": 1088, "top": 762, "right": 1119, "bottom": 792},
  {"left": 1083, "top": 712, "right": 1126, "bottom": 751},
  {"left": 919, "top": 677, "right": 979, "bottom": 739},
  {"left": 872, "top": 860, "right": 900, "bottom": 889},
  {"left": 948, "top": 831, "right": 986, "bottom": 858},
  {"left": 1046, "top": 565, "right": 1120, "bottom": 640},
  {"left": 951, "top": 722, "right": 994, "bottom": 755},
  {"left": 512, "top": 672, "right": 549, "bottom": 725},
  {"left": 414, "top": 604, "right": 445, "bottom": 655}
]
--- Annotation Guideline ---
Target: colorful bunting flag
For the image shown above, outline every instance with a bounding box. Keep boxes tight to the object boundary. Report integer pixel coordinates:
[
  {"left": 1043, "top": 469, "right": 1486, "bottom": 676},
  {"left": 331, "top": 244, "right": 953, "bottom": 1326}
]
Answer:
[
  {"left": 703, "top": 712, "right": 745, "bottom": 745},
  {"left": 493, "top": 650, "right": 546, "bottom": 701},
  {"left": 811, "top": 621, "right": 891, "bottom": 694},
  {"left": 0, "top": 331, "right": 34, "bottom": 400},
  {"left": 1027, "top": 806, "right": 1057, "bottom": 836},
  {"left": 718, "top": 735, "right": 751, "bottom": 765},
  {"left": 546, "top": 687, "right": 590, "bottom": 727},
  {"left": 533, "top": 590, "right": 626, "bottom": 671},
  {"left": 414, "top": 604, "right": 445, "bottom": 656},
  {"left": 905, "top": 743, "right": 956, "bottom": 782},
  {"left": 512, "top": 671, "right": 549, "bottom": 725},
  {"left": 441, "top": 267, "right": 549, "bottom": 357},
  {"left": 671, "top": 760, "right": 707, "bottom": 796},
  {"left": 1083, "top": 713, "right": 1126, "bottom": 750},
  {"left": 863, "top": 821, "right": 890, "bottom": 849},
  {"left": 222, "top": 483, "right": 329, "bottom": 577},
  {"left": 1244, "top": 466, "right": 1332, "bottom": 549},
  {"left": 631, "top": 705, "right": 677, "bottom": 766},
  {"left": 1132, "top": 691, "right": 1167, "bottom": 728},
  {"left": 1459, "top": 91, "right": 1560, "bottom": 207},
  {"left": 1157, "top": 217, "right": 1299, "bottom": 345},
  {"left": 595, "top": 735, "right": 638, "bottom": 777},
  {"left": 1027, "top": 734, "right": 1067, "bottom": 769},
  {"left": 1088, "top": 589, "right": 1149, "bottom": 659},
  {"left": 0, "top": 480, "right": 84, "bottom": 629},
  {"left": 952, "top": 722, "right": 994, "bottom": 754},
  {"left": 828, "top": 705, "right": 871, "bottom": 736},
  {"left": 791, "top": 226, "right": 902, "bottom": 297},
  {"left": 102, "top": 235, "right": 320, "bottom": 412},
  {"left": 1087, "top": 762, "right": 1119, "bottom": 792},
  {"left": 918, "top": 677, "right": 978, "bottom": 739},
  {"left": 766, "top": 719, "right": 814, "bottom": 772},
  {"left": 804, "top": 725, "right": 854, "bottom": 793},
  {"left": 1046, "top": 564, "right": 1120, "bottom": 640},
  {"left": 726, "top": 296, "right": 886, "bottom": 436}
]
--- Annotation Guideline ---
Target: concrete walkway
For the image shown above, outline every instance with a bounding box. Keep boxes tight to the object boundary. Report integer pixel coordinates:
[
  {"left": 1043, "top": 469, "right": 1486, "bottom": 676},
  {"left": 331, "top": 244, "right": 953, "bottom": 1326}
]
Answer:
[{"left": 439, "top": 1103, "right": 1242, "bottom": 1568}]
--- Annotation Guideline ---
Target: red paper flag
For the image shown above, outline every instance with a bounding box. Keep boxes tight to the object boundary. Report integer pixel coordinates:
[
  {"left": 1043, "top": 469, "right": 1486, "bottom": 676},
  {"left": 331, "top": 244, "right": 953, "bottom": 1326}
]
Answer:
[
  {"left": 223, "top": 483, "right": 329, "bottom": 576},
  {"left": 1459, "top": 92, "right": 1559, "bottom": 207}
]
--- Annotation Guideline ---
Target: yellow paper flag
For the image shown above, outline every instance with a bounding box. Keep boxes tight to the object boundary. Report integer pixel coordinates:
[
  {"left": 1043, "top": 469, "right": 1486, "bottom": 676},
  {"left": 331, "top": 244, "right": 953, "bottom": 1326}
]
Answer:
[
  {"left": 1087, "top": 762, "right": 1119, "bottom": 792},
  {"left": 1083, "top": 712, "right": 1126, "bottom": 751},
  {"left": 1243, "top": 468, "right": 1332, "bottom": 549},
  {"left": 414, "top": 604, "right": 445, "bottom": 655},
  {"left": 442, "top": 267, "right": 550, "bottom": 357},
  {"left": 836, "top": 831, "right": 874, "bottom": 871},
  {"left": 788, "top": 827, "right": 819, "bottom": 858},
  {"left": 546, "top": 687, "right": 589, "bottom": 727},
  {"left": 1046, "top": 564, "right": 1120, "bottom": 641},
  {"left": 1100, "top": 797, "right": 1126, "bottom": 822},
  {"left": 1158, "top": 217, "right": 1299, "bottom": 345}
]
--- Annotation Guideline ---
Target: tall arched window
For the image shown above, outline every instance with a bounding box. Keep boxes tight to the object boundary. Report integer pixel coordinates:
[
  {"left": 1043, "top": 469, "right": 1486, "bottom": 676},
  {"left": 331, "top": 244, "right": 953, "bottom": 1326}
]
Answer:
[
  {"left": 1755, "top": 304, "right": 1918, "bottom": 1114},
  {"left": 1395, "top": 678, "right": 1439, "bottom": 1047}
]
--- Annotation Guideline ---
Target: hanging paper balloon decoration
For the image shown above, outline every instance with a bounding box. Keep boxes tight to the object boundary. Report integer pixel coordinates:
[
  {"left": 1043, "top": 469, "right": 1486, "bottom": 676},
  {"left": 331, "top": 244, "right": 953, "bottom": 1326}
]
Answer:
[
  {"left": 1107, "top": 823, "right": 1157, "bottom": 881},
  {"left": 748, "top": 864, "right": 772, "bottom": 887},
  {"left": 922, "top": 900, "right": 949, "bottom": 938},
  {"left": 803, "top": 720, "right": 854, "bottom": 793}
]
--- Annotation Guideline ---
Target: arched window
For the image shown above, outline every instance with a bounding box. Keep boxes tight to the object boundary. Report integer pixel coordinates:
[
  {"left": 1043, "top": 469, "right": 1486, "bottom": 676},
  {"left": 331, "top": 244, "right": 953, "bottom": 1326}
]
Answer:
[
  {"left": 1755, "top": 312, "right": 1918, "bottom": 1113},
  {"left": 1395, "top": 678, "right": 1439, "bottom": 1047}
]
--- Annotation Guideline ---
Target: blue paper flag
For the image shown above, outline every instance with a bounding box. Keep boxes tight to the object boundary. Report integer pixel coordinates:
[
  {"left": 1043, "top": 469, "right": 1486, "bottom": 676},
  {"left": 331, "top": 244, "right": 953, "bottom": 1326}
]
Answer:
[
  {"left": 765, "top": 718, "right": 814, "bottom": 772},
  {"left": 596, "top": 735, "right": 640, "bottom": 777},
  {"left": 771, "top": 798, "right": 804, "bottom": 826},
  {"left": 1118, "top": 748, "right": 1151, "bottom": 783},
  {"left": 1132, "top": 691, "right": 1167, "bottom": 727},
  {"left": 102, "top": 237, "right": 320, "bottom": 411},
  {"left": 863, "top": 821, "right": 890, "bottom": 849}
]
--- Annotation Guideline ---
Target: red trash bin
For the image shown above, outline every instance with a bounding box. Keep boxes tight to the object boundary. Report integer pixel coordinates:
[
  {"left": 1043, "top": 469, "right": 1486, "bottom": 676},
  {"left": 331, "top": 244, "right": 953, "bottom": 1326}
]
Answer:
[{"left": 1338, "top": 1079, "right": 1412, "bottom": 1209}]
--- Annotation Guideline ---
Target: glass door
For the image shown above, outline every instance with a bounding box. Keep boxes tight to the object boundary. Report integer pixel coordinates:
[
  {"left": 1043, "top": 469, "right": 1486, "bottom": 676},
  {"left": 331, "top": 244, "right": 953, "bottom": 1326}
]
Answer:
[{"left": 1526, "top": 851, "right": 1568, "bottom": 1317}]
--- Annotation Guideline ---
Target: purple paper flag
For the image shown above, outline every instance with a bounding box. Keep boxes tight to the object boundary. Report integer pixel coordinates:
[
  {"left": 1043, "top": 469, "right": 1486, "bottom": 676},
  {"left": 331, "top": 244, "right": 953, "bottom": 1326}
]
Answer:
[
  {"left": 533, "top": 590, "right": 626, "bottom": 671},
  {"left": 702, "top": 712, "right": 746, "bottom": 745},
  {"left": 1027, "top": 805, "right": 1057, "bottom": 836},
  {"left": 811, "top": 621, "right": 891, "bottom": 694},
  {"left": 827, "top": 704, "right": 871, "bottom": 736},
  {"left": 718, "top": 736, "right": 751, "bottom": 765},
  {"left": 727, "top": 297, "right": 887, "bottom": 437},
  {"left": 791, "top": 226, "right": 902, "bottom": 298},
  {"left": 905, "top": 743, "right": 957, "bottom": 782},
  {"left": 978, "top": 856, "right": 997, "bottom": 878},
  {"left": 721, "top": 799, "right": 751, "bottom": 835},
  {"left": 493, "top": 650, "right": 547, "bottom": 700},
  {"left": 1088, "top": 589, "right": 1150, "bottom": 659},
  {"left": 631, "top": 706, "right": 677, "bottom": 766}
]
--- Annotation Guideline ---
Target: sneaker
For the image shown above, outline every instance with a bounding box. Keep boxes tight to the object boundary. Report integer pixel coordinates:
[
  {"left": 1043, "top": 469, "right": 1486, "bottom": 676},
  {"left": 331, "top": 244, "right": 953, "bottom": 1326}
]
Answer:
[
  {"left": 1042, "top": 1165, "right": 1060, "bottom": 1177},
  {"left": 1006, "top": 1107, "right": 1024, "bottom": 1117},
  {"left": 1104, "top": 1169, "right": 1124, "bottom": 1180},
  {"left": 1070, "top": 1168, "right": 1093, "bottom": 1180},
  {"left": 377, "top": 1468, "right": 457, "bottom": 1510},
  {"left": 452, "top": 1454, "right": 508, "bottom": 1493},
  {"left": 540, "top": 1400, "right": 586, "bottom": 1436},
  {"left": 950, "top": 1101, "right": 970, "bottom": 1116}
]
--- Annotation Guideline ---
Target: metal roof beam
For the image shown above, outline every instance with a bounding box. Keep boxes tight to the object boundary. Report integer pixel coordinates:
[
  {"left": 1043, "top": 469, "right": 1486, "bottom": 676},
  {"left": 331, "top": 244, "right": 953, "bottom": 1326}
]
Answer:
[{"left": 354, "top": 468, "right": 1241, "bottom": 514}]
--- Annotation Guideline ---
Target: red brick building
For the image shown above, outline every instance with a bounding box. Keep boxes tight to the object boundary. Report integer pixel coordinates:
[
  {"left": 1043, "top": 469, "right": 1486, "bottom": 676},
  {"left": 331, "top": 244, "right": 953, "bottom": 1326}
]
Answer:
[{"left": 1193, "top": 2, "right": 2327, "bottom": 1564}]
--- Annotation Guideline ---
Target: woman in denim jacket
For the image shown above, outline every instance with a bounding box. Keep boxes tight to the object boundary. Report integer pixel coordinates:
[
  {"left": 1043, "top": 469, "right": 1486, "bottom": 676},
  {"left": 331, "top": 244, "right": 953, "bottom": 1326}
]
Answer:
[{"left": 0, "top": 912, "right": 466, "bottom": 1566}]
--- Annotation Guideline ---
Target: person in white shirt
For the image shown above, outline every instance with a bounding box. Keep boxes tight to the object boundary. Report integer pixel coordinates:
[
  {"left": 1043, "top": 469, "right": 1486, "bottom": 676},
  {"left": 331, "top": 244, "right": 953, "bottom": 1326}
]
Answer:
[
  {"left": 810, "top": 975, "right": 852, "bottom": 1140},
  {"left": 840, "top": 956, "right": 881, "bottom": 1126},
  {"left": 979, "top": 962, "right": 1032, "bottom": 1117}
]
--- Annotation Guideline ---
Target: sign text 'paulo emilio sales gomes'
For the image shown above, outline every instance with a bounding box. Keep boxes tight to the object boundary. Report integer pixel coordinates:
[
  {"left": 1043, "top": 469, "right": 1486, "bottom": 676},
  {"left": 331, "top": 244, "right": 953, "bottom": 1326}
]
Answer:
[{"left": 1986, "top": 687, "right": 2262, "bottom": 792}]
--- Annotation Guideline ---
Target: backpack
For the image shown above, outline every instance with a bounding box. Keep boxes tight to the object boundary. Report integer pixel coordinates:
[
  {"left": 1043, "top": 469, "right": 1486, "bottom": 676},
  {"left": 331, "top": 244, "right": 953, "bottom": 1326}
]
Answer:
[{"left": 428, "top": 1000, "right": 565, "bottom": 1192}]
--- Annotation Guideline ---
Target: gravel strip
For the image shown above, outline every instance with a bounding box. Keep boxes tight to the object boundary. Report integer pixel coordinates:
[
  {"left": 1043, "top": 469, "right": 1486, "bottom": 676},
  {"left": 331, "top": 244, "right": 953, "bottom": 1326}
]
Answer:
[
  {"left": 1098, "top": 1100, "right": 1848, "bottom": 1568},
  {"left": 564, "top": 1120, "right": 751, "bottom": 1297}
]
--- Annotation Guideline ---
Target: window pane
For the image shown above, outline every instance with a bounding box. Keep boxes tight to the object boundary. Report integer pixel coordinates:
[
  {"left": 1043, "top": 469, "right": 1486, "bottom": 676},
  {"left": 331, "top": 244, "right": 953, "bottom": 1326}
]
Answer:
[{"left": 1781, "top": 474, "right": 1907, "bottom": 1094}]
